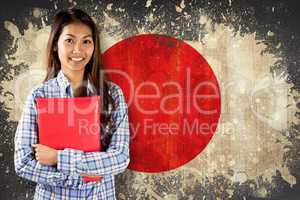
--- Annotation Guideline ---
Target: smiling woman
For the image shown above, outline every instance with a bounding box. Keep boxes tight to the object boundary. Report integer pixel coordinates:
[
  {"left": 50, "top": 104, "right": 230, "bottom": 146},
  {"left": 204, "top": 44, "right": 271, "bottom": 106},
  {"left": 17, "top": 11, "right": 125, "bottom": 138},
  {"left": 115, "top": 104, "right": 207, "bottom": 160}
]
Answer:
[
  {"left": 56, "top": 22, "right": 95, "bottom": 90},
  {"left": 14, "top": 8, "right": 130, "bottom": 200}
]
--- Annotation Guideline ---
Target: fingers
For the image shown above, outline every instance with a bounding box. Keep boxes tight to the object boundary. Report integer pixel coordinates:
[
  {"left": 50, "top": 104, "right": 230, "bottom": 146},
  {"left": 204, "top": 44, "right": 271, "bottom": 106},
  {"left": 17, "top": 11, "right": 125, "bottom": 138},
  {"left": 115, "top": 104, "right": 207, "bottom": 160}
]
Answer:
[
  {"left": 32, "top": 144, "right": 54, "bottom": 165},
  {"left": 32, "top": 144, "right": 44, "bottom": 159},
  {"left": 32, "top": 144, "right": 40, "bottom": 153},
  {"left": 33, "top": 144, "right": 45, "bottom": 152},
  {"left": 34, "top": 150, "right": 40, "bottom": 163},
  {"left": 32, "top": 144, "right": 50, "bottom": 150},
  {"left": 32, "top": 144, "right": 39, "bottom": 161},
  {"left": 33, "top": 146, "right": 39, "bottom": 153}
]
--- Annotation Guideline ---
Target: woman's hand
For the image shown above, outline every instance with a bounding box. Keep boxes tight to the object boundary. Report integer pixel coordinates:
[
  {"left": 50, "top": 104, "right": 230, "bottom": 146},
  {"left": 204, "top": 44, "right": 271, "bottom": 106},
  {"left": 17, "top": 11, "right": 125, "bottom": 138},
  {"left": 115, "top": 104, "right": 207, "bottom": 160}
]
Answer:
[{"left": 32, "top": 144, "right": 58, "bottom": 166}]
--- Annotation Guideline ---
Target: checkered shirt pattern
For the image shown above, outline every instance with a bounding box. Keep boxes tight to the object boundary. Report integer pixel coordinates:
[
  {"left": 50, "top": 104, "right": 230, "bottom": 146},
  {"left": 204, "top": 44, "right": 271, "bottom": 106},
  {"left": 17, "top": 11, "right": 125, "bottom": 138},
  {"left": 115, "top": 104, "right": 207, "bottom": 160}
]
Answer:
[{"left": 14, "top": 70, "right": 130, "bottom": 200}]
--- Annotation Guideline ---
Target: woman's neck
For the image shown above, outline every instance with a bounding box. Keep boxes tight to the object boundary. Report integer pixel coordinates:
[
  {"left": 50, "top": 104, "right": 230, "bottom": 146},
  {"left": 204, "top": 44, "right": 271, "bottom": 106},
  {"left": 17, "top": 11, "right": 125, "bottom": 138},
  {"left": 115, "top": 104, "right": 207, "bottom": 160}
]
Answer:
[{"left": 61, "top": 69, "right": 85, "bottom": 90}]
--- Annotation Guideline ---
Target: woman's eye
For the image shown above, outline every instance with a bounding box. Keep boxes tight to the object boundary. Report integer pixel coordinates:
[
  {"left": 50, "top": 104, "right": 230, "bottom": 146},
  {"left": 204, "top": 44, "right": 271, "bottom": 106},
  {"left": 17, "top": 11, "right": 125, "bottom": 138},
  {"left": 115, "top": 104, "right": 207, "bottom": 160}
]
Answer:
[
  {"left": 83, "top": 40, "right": 92, "bottom": 44},
  {"left": 65, "top": 39, "right": 73, "bottom": 43}
]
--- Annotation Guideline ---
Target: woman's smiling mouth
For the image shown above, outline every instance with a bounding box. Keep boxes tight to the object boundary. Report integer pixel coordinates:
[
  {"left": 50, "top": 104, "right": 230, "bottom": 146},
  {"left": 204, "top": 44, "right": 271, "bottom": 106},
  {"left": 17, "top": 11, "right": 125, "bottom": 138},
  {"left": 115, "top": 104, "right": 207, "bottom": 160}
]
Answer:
[{"left": 70, "top": 57, "right": 84, "bottom": 62}]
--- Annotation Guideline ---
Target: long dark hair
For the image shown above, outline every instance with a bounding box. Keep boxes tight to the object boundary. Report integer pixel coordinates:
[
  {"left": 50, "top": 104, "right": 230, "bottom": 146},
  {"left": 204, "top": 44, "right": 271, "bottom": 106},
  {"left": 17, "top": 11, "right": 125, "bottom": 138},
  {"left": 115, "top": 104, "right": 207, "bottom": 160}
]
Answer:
[{"left": 44, "top": 8, "right": 109, "bottom": 134}]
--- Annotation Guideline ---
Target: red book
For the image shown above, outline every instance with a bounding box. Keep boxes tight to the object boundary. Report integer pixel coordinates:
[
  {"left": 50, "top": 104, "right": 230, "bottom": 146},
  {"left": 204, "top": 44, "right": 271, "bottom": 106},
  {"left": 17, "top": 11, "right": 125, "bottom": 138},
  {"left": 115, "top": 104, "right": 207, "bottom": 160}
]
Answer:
[{"left": 36, "top": 96, "right": 101, "bottom": 182}]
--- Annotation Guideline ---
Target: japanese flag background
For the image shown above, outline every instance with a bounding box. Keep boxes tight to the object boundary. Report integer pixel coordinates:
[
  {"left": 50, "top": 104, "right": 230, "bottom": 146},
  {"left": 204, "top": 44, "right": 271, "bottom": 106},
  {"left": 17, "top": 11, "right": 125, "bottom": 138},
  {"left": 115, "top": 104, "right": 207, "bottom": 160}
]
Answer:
[{"left": 0, "top": 0, "right": 299, "bottom": 199}]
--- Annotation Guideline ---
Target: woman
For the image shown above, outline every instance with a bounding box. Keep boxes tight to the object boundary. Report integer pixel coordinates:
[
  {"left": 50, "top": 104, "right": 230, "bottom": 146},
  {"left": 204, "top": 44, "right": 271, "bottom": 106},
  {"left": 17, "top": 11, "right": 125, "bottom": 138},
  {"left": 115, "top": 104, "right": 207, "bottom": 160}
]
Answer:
[{"left": 14, "top": 8, "right": 130, "bottom": 200}]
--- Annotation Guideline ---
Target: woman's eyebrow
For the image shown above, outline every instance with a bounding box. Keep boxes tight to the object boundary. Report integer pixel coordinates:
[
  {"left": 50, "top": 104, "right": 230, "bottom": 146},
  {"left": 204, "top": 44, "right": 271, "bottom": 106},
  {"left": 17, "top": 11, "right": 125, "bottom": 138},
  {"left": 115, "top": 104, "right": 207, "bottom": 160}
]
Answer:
[
  {"left": 64, "top": 34, "right": 92, "bottom": 38},
  {"left": 83, "top": 35, "right": 93, "bottom": 38},
  {"left": 65, "top": 34, "right": 75, "bottom": 37}
]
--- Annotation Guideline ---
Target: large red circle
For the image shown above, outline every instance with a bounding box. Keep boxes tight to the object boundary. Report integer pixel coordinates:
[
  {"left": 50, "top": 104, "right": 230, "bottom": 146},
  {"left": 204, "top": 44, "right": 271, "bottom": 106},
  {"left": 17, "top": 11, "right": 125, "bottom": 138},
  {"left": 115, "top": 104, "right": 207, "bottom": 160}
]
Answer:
[{"left": 102, "top": 34, "right": 221, "bottom": 173}]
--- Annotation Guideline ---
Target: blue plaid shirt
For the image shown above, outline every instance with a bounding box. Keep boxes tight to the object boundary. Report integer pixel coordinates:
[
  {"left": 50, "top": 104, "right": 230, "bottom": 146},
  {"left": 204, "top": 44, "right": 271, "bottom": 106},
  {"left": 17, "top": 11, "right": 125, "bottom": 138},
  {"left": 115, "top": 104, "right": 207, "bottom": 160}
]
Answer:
[{"left": 14, "top": 70, "right": 130, "bottom": 200}]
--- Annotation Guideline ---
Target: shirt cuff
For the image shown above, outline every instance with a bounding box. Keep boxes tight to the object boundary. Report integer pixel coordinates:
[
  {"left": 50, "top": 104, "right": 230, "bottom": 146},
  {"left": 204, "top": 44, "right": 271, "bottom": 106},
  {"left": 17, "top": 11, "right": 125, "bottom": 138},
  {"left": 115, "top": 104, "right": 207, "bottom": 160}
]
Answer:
[{"left": 57, "top": 148, "right": 84, "bottom": 175}]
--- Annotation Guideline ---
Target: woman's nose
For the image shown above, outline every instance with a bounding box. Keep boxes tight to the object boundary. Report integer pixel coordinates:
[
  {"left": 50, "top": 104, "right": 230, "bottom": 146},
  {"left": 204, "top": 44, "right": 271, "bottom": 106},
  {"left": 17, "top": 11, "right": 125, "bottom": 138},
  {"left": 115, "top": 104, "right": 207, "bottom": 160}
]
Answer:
[{"left": 73, "top": 41, "right": 82, "bottom": 53}]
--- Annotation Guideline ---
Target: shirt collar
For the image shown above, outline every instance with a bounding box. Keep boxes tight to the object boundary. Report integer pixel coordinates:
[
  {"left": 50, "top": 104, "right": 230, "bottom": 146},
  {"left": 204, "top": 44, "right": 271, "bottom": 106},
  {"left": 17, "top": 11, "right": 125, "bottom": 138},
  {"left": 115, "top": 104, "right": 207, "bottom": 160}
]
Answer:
[{"left": 56, "top": 70, "right": 96, "bottom": 96}]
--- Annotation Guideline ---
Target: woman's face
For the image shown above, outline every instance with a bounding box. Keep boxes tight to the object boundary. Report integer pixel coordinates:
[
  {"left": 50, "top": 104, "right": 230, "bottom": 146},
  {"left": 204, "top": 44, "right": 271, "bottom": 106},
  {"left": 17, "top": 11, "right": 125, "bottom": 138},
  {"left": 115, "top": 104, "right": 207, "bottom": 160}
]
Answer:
[{"left": 56, "top": 22, "right": 94, "bottom": 77}]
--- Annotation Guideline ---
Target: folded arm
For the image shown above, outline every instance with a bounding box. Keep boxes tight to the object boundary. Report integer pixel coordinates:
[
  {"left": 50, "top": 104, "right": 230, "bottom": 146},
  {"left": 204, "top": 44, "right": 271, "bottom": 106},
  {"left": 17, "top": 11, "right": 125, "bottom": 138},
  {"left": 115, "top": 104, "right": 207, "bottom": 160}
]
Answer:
[
  {"left": 57, "top": 84, "right": 130, "bottom": 177},
  {"left": 14, "top": 91, "right": 84, "bottom": 188}
]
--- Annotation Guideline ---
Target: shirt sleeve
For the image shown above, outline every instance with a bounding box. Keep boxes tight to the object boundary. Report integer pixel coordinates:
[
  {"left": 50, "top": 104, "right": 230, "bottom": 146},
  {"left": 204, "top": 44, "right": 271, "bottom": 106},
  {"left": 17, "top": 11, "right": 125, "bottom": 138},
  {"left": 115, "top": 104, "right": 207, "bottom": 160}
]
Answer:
[
  {"left": 14, "top": 90, "right": 85, "bottom": 188},
  {"left": 57, "top": 83, "right": 130, "bottom": 176}
]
